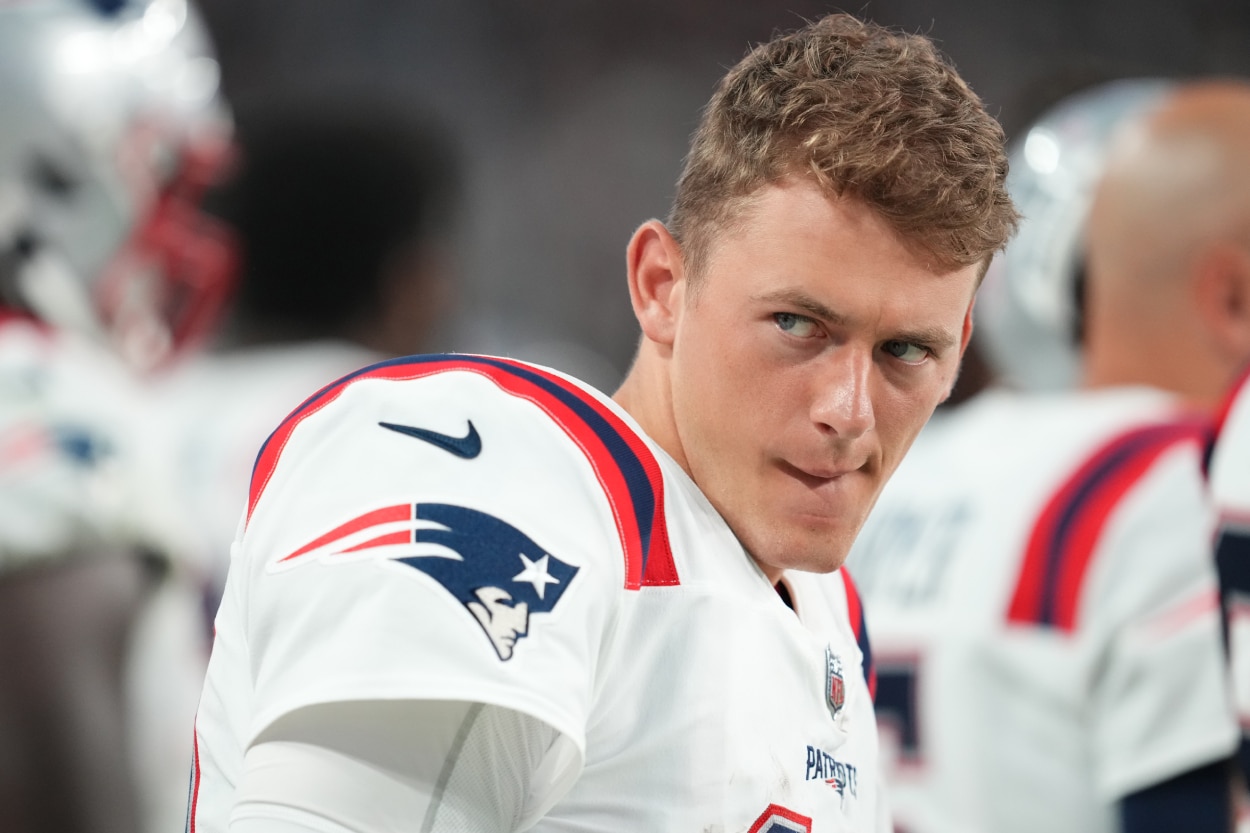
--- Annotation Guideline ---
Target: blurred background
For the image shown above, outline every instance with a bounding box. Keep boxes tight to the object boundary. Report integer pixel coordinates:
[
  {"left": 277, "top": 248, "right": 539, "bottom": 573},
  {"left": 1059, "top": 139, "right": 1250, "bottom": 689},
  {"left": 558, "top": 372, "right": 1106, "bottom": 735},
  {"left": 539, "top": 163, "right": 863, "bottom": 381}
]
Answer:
[
  {"left": 196, "top": 0, "right": 1250, "bottom": 392},
  {"left": 8, "top": 5, "right": 1250, "bottom": 832}
]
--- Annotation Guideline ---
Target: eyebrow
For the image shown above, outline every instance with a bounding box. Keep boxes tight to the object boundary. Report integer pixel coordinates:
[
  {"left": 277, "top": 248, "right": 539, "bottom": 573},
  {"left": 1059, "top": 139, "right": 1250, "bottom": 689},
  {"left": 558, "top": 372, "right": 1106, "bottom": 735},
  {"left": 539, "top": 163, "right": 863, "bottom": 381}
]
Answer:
[{"left": 754, "top": 288, "right": 960, "bottom": 352}]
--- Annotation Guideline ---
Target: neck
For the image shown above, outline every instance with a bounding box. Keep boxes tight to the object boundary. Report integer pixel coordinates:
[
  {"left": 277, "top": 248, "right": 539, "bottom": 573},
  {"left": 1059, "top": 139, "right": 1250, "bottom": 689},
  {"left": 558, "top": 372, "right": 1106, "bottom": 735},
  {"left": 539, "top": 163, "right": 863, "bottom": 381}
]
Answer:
[
  {"left": 1082, "top": 312, "right": 1227, "bottom": 412},
  {"left": 612, "top": 341, "right": 688, "bottom": 473}
]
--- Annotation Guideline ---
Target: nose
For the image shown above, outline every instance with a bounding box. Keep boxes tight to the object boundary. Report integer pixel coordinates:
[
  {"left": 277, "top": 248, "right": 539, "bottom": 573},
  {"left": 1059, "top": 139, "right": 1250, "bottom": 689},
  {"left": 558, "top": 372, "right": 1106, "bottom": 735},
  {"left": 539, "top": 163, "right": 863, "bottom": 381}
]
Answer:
[{"left": 811, "top": 346, "right": 875, "bottom": 440}]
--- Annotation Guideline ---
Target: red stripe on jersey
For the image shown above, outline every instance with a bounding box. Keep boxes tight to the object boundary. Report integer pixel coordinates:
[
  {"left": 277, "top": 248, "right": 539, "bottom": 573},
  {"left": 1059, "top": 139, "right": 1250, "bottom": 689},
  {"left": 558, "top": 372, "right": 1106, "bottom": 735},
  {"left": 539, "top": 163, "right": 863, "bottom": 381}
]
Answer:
[
  {"left": 339, "top": 529, "right": 414, "bottom": 553},
  {"left": 1207, "top": 361, "right": 1250, "bottom": 476},
  {"left": 748, "top": 804, "right": 813, "bottom": 833},
  {"left": 0, "top": 305, "right": 46, "bottom": 329},
  {"left": 0, "top": 423, "right": 52, "bottom": 467},
  {"left": 249, "top": 354, "right": 677, "bottom": 589},
  {"left": 842, "top": 567, "right": 864, "bottom": 642},
  {"left": 188, "top": 722, "right": 201, "bottom": 833},
  {"left": 840, "top": 567, "right": 877, "bottom": 700},
  {"left": 278, "top": 504, "right": 413, "bottom": 562},
  {"left": 1141, "top": 587, "right": 1220, "bottom": 639},
  {"left": 1007, "top": 419, "right": 1208, "bottom": 631}
]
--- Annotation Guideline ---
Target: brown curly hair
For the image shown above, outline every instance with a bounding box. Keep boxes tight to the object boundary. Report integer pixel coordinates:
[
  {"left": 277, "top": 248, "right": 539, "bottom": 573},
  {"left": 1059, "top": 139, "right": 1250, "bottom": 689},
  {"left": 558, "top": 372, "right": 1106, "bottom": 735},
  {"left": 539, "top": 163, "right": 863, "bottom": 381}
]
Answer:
[{"left": 669, "top": 13, "right": 1018, "bottom": 283}]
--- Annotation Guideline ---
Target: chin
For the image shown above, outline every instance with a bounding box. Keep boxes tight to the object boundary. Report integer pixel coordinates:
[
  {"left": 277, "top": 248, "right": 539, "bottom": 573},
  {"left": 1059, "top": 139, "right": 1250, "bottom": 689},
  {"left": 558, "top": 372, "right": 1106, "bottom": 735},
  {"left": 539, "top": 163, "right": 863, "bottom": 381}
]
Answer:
[
  {"left": 751, "top": 528, "right": 853, "bottom": 577},
  {"left": 724, "top": 498, "right": 861, "bottom": 578},
  {"left": 791, "top": 547, "right": 851, "bottom": 575}
]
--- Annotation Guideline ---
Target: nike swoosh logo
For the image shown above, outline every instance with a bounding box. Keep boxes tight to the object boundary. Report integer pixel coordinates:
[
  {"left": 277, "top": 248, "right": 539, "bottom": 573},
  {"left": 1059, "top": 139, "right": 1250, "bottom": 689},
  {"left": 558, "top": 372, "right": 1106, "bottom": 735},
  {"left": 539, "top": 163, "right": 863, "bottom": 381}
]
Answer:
[{"left": 379, "top": 420, "right": 482, "bottom": 459}]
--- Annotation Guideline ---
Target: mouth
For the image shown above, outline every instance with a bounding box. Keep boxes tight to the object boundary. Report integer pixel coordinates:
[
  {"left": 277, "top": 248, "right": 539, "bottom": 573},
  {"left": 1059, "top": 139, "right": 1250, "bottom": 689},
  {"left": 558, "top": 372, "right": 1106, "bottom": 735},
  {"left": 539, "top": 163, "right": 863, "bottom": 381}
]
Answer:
[
  {"left": 776, "top": 459, "right": 867, "bottom": 495},
  {"left": 766, "top": 460, "right": 871, "bottom": 540}
]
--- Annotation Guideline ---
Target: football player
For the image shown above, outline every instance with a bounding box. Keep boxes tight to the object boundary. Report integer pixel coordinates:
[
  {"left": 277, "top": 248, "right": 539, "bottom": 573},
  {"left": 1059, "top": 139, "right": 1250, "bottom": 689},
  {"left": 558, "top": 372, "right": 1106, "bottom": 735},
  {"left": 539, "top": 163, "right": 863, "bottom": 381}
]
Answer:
[
  {"left": 1209, "top": 364, "right": 1250, "bottom": 832},
  {"left": 186, "top": 13, "right": 1018, "bottom": 833},
  {"left": 846, "top": 78, "right": 1250, "bottom": 833},
  {"left": 0, "top": 1, "right": 236, "bottom": 831}
]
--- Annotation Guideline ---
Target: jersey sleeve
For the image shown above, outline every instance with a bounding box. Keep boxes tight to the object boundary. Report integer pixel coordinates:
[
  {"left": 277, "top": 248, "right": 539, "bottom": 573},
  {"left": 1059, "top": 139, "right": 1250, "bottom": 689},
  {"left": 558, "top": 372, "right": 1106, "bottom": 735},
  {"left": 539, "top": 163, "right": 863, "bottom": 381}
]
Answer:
[
  {"left": 1083, "top": 440, "right": 1238, "bottom": 800},
  {"left": 233, "top": 358, "right": 636, "bottom": 764},
  {"left": 229, "top": 700, "right": 566, "bottom": 833},
  {"left": 0, "top": 322, "right": 190, "bottom": 571}
]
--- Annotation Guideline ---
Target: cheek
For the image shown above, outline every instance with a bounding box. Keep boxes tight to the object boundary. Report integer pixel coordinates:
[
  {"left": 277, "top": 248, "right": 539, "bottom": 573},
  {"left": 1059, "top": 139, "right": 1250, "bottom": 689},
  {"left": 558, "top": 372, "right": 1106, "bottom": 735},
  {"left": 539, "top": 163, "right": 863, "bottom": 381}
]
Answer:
[
  {"left": 874, "top": 382, "right": 944, "bottom": 455},
  {"left": 681, "top": 321, "right": 770, "bottom": 416}
]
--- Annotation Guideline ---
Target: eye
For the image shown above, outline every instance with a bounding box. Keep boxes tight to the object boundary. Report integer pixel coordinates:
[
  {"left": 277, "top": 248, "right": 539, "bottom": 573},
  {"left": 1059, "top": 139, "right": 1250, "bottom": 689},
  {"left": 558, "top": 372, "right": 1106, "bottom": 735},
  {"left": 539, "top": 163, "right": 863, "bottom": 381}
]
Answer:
[
  {"left": 881, "top": 339, "right": 930, "bottom": 364},
  {"left": 773, "top": 312, "right": 820, "bottom": 338}
]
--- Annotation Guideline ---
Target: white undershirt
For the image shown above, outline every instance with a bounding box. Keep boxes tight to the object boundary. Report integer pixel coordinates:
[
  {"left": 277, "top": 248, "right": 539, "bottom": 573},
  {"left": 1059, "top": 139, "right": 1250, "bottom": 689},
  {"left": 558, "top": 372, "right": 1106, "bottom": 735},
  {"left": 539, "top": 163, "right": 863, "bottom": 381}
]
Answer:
[{"left": 228, "top": 700, "right": 565, "bottom": 832}]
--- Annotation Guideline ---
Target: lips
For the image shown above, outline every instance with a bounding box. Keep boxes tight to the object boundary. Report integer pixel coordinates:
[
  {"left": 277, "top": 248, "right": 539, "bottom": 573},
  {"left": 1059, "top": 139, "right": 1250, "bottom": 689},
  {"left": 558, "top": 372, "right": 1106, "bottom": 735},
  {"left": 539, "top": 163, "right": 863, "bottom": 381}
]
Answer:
[
  {"left": 767, "top": 460, "right": 869, "bottom": 538},
  {"left": 777, "top": 459, "right": 865, "bottom": 489}
]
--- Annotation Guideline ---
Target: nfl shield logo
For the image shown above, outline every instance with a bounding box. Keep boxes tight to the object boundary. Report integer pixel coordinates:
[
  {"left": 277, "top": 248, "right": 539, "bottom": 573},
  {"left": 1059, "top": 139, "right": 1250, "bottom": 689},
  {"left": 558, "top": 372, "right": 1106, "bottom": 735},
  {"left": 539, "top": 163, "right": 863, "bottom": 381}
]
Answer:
[{"left": 825, "top": 646, "right": 845, "bottom": 719}]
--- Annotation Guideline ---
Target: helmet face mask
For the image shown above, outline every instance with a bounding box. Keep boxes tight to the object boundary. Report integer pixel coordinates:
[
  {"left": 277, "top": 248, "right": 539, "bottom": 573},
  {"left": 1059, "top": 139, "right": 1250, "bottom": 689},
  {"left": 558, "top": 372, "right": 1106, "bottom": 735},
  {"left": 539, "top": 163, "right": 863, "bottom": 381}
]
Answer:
[
  {"left": 93, "top": 124, "right": 237, "bottom": 370},
  {"left": 0, "top": 0, "right": 237, "bottom": 371},
  {"left": 975, "top": 78, "right": 1174, "bottom": 391}
]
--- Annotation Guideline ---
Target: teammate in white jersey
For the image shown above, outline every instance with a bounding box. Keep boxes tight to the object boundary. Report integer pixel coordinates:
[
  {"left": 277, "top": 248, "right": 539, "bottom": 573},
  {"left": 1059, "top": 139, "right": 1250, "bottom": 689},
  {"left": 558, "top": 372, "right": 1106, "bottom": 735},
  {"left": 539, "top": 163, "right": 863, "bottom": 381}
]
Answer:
[
  {"left": 188, "top": 13, "right": 1020, "bottom": 832},
  {"left": 847, "top": 79, "right": 1250, "bottom": 833},
  {"left": 1210, "top": 367, "right": 1250, "bottom": 831},
  {"left": 1198, "top": 79, "right": 1250, "bottom": 827},
  {"left": 0, "top": 2, "right": 237, "bottom": 831}
]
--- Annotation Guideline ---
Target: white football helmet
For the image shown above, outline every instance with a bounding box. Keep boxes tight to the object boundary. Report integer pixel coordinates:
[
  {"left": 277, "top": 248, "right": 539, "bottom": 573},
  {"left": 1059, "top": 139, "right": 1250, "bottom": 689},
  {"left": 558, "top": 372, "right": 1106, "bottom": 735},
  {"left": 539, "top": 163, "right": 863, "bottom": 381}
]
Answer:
[
  {"left": 975, "top": 78, "right": 1174, "bottom": 391},
  {"left": 0, "top": 0, "right": 237, "bottom": 371}
]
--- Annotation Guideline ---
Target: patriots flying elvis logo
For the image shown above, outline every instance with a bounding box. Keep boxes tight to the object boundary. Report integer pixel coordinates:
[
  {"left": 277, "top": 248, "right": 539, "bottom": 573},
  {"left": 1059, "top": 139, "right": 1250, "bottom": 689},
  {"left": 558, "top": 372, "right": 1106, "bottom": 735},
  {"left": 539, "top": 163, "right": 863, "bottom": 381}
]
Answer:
[{"left": 275, "top": 502, "right": 579, "bottom": 660}]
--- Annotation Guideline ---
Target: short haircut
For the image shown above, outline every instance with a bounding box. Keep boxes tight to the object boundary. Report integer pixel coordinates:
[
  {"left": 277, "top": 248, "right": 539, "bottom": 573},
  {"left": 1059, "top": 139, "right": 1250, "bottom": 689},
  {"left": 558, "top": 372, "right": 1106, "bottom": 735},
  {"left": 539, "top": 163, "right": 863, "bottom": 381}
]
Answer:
[{"left": 669, "top": 13, "right": 1018, "bottom": 284}]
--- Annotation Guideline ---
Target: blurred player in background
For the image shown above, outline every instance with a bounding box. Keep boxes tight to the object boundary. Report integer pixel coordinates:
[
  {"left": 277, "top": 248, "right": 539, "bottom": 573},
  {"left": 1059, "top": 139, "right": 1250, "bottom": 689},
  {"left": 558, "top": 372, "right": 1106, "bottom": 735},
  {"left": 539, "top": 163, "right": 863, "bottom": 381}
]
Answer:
[
  {"left": 1210, "top": 363, "right": 1250, "bottom": 832},
  {"left": 846, "top": 78, "right": 1250, "bottom": 833},
  {"left": 1191, "top": 85, "right": 1250, "bottom": 831},
  {"left": 153, "top": 93, "right": 461, "bottom": 603},
  {"left": 0, "top": 1, "right": 236, "bottom": 831},
  {"left": 186, "top": 13, "right": 1018, "bottom": 832}
]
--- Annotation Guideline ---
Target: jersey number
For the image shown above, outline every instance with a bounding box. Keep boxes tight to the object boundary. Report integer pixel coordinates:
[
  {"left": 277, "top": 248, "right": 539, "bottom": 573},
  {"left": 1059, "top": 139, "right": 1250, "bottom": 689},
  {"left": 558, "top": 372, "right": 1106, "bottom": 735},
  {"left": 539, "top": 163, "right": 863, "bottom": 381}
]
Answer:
[{"left": 874, "top": 654, "right": 924, "bottom": 770}]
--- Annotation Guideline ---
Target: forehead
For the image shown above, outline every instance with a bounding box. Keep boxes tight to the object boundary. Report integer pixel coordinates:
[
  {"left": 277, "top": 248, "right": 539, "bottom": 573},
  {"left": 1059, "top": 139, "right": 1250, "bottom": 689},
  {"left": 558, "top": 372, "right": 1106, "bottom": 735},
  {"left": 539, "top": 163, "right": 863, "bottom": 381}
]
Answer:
[{"left": 699, "top": 179, "right": 980, "bottom": 310}]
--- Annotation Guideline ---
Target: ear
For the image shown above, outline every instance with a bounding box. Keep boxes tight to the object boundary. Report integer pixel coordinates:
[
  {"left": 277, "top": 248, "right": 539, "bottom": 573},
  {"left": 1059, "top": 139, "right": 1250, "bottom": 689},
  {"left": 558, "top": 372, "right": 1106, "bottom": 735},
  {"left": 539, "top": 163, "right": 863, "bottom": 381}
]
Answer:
[
  {"left": 1193, "top": 242, "right": 1250, "bottom": 365},
  {"left": 958, "top": 295, "right": 976, "bottom": 358},
  {"left": 939, "top": 296, "right": 978, "bottom": 404},
  {"left": 625, "top": 220, "right": 685, "bottom": 347}
]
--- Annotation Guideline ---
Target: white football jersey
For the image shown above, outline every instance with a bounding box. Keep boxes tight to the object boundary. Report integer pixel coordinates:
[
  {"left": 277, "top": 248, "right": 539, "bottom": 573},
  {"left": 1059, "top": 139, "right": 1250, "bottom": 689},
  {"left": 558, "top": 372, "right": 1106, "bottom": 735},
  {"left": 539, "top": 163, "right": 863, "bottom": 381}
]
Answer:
[
  {"left": 188, "top": 354, "right": 889, "bottom": 833},
  {"left": 0, "top": 312, "right": 210, "bottom": 833},
  {"left": 0, "top": 313, "right": 185, "bottom": 566},
  {"left": 845, "top": 386, "right": 1237, "bottom": 833},
  {"left": 1208, "top": 367, "right": 1250, "bottom": 830}
]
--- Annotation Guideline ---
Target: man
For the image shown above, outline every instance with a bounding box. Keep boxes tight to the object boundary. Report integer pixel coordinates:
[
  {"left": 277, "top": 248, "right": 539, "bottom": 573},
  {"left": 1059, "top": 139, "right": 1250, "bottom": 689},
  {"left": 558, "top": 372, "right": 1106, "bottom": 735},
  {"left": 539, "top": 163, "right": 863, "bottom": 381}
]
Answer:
[
  {"left": 188, "top": 13, "right": 1017, "bottom": 831},
  {"left": 0, "top": 1, "right": 237, "bottom": 831},
  {"left": 846, "top": 79, "right": 1250, "bottom": 833}
]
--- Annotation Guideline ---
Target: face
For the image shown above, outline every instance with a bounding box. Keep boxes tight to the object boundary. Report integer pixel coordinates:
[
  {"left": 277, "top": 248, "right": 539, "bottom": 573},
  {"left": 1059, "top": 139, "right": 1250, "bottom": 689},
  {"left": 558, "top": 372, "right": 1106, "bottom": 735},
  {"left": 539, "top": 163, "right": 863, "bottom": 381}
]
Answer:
[
  {"left": 468, "top": 587, "right": 529, "bottom": 660},
  {"left": 666, "top": 178, "right": 978, "bottom": 580}
]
